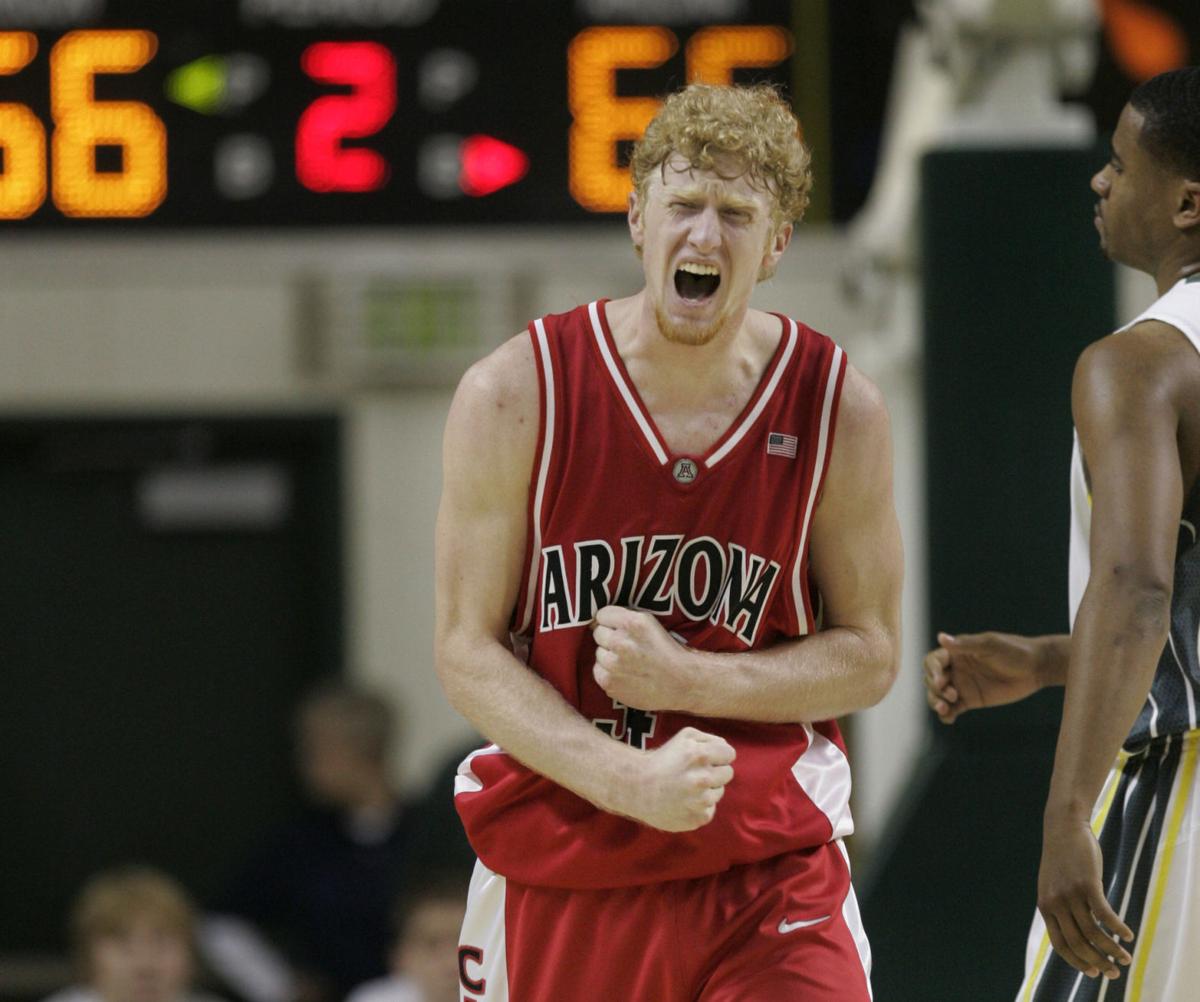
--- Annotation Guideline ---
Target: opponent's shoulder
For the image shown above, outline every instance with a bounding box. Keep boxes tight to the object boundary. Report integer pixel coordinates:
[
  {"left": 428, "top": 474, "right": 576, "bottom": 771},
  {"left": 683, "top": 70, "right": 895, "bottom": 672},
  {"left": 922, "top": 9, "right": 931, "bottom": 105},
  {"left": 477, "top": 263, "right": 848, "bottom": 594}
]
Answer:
[{"left": 1074, "top": 321, "right": 1200, "bottom": 418}]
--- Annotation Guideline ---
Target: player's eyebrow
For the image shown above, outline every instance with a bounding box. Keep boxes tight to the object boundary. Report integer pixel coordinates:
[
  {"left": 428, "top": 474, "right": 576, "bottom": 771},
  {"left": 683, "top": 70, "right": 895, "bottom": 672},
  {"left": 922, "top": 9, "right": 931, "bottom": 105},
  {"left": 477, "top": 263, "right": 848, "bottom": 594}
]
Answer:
[{"left": 667, "top": 185, "right": 760, "bottom": 214}]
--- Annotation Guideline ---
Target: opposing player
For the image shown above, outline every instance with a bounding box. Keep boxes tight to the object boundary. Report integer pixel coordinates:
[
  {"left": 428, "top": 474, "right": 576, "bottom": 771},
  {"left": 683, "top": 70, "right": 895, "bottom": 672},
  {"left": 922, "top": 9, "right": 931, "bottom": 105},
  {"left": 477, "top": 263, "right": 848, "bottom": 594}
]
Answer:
[
  {"left": 436, "top": 83, "right": 902, "bottom": 1000},
  {"left": 924, "top": 67, "right": 1200, "bottom": 1000}
]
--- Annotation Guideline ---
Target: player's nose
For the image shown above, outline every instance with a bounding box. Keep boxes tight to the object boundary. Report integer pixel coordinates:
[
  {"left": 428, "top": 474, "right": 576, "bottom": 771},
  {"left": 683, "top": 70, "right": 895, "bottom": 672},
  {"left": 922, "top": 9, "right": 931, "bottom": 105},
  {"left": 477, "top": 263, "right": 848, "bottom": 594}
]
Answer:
[{"left": 687, "top": 206, "right": 721, "bottom": 252}]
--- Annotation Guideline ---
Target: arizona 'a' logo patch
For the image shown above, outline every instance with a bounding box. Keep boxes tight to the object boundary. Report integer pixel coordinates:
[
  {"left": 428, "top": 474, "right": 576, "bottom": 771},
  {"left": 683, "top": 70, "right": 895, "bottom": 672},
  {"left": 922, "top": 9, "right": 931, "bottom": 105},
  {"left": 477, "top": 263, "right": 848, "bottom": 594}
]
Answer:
[{"left": 672, "top": 458, "right": 699, "bottom": 482}]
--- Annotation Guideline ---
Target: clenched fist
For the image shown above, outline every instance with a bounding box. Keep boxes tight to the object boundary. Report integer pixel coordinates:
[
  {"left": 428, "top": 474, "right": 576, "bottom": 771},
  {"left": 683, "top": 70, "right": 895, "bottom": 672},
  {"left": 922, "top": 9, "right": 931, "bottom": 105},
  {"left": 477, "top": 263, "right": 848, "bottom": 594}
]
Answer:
[
  {"left": 610, "top": 727, "right": 736, "bottom": 832},
  {"left": 923, "top": 630, "right": 1057, "bottom": 723},
  {"left": 592, "top": 605, "right": 693, "bottom": 712}
]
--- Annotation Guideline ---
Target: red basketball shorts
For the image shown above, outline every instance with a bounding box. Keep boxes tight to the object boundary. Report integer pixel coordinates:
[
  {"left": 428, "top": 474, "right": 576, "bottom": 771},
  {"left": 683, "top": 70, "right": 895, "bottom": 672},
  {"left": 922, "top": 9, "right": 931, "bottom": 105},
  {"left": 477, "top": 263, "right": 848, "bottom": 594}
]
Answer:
[{"left": 456, "top": 839, "right": 872, "bottom": 1001}]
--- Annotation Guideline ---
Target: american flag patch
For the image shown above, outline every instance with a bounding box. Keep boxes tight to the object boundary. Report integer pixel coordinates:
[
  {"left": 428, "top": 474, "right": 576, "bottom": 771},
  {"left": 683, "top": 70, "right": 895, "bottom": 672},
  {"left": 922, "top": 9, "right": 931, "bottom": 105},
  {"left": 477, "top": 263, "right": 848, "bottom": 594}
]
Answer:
[{"left": 767, "top": 432, "right": 798, "bottom": 458}]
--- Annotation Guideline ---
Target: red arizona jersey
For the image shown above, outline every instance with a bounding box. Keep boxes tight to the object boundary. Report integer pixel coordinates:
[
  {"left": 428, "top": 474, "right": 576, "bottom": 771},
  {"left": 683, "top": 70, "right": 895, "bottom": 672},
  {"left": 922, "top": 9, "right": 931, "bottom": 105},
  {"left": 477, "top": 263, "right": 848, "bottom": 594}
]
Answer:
[{"left": 455, "top": 299, "right": 851, "bottom": 889}]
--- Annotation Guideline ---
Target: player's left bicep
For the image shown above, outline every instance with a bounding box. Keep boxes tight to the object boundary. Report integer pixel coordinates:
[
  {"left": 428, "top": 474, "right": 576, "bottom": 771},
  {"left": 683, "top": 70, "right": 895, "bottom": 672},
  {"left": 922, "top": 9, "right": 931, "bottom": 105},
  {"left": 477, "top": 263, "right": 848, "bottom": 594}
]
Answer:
[{"left": 808, "top": 364, "right": 904, "bottom": 650}]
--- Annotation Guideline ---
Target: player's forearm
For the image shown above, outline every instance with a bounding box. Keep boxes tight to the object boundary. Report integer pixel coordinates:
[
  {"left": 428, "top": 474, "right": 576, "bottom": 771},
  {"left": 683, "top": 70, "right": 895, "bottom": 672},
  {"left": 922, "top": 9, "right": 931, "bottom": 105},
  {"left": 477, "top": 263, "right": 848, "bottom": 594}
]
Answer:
[
  {"left": 1045, "top": 581, "right": 1169, "bottom": 820},
  {"left": 1033, "top": 633, "right": 1072, "bottom": 687},
  {"left": 681, "top": 623, "right": 899, "bottom": 723},
  {"left": 436, "top": 632, "right": 640, "bottom": 813}
]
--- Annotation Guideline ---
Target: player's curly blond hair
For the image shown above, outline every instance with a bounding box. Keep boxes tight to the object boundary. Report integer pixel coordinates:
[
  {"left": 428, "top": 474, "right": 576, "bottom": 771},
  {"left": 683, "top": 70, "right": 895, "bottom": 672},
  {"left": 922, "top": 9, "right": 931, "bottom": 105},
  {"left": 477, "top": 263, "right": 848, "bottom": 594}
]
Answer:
[{"left": 630, "top": 83, "right": 812, "bottom": 226}]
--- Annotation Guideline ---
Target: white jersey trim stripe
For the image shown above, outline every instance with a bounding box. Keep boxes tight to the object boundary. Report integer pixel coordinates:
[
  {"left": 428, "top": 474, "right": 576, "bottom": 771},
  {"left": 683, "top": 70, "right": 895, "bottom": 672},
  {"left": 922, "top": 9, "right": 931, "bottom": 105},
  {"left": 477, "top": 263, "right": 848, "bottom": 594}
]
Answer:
[
  {"left": 705, "top": 317, "right": 798, "bottom": 469},
  {"left": 790, "top": 346, "right": 845, "bottom": 635},
  {"left": 517, "top": 321, "right": 556, "bottom": 636},
  {"left": 587, "top": 300, "right": 669, "bottom": 466}
]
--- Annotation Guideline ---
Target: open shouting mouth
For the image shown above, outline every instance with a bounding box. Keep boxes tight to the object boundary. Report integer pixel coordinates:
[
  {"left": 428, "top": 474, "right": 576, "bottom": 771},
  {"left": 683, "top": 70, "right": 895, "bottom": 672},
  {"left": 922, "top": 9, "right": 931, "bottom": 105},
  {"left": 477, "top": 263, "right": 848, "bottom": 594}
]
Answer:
[{"left": 675, "top": 262, "right": 721, "bottom": 302}]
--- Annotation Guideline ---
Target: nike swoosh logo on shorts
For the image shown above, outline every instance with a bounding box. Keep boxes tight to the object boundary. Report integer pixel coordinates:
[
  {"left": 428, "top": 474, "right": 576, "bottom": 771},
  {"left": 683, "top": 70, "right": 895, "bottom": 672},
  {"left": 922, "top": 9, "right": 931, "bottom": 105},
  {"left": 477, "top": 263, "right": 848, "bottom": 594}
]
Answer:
[{"left": 777, "top": 914, "right": 831, "bottom": 934}]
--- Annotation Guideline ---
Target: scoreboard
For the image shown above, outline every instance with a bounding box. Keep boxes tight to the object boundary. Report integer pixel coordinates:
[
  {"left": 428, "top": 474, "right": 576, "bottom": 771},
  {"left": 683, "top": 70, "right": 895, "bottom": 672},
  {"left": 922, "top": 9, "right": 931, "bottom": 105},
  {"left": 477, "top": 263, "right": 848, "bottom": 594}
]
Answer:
[{"left": 0, "top": 0, "right": 795, "bottom": 227}]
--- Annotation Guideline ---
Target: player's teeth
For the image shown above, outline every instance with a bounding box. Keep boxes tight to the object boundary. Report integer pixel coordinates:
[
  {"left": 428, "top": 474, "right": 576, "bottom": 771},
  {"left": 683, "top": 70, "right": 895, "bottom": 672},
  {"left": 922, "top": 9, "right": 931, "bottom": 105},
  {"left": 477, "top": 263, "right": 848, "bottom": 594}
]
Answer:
[{"left": 678, "top": 263, "right": 719, "bottom": 276}]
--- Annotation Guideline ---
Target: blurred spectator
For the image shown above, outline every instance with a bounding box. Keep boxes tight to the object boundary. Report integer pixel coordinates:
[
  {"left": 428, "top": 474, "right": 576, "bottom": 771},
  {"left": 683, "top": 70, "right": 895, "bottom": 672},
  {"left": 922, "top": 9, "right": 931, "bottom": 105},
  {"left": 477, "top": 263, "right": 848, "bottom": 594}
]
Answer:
[
  {"left": 206, "top": 682, "right": 409, "bottom": 1002},
  {"left": 345, "top": 874, "right": 468, "bottom": 1002},
  {"left": 203, "top": 681, "right": 471, "bottom": 1002},
  {"left": 43, "top": 866, "right": 224, "bottom": 1002}
]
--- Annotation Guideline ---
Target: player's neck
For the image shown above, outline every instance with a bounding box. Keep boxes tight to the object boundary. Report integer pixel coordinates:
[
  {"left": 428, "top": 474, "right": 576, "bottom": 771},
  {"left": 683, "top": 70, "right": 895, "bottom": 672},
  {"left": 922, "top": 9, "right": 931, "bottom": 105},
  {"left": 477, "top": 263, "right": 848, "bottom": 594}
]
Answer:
[
  {"left": 601, "top": 297, "right": 782, "bottom": 455},
  {"left": 608, "top": 293, "right": 768, "bottom": 395},
  {"left": 1152, "top": 236, "right": 1200, "bottom": 294},
  {"left": 1164, "top": 260, "right": 1200, "bottom": 294}
]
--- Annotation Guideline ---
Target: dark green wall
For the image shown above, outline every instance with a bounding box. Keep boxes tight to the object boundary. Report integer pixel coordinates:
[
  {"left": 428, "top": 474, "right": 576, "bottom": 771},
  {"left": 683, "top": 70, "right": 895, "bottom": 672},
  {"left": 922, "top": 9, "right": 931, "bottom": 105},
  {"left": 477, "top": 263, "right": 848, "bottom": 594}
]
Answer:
[
  {"left": 861, "top": 145, "right": 1115, "bottom": 1001},
  {"left": 0, "top": 415, "right": 343, "bottom": 956}
]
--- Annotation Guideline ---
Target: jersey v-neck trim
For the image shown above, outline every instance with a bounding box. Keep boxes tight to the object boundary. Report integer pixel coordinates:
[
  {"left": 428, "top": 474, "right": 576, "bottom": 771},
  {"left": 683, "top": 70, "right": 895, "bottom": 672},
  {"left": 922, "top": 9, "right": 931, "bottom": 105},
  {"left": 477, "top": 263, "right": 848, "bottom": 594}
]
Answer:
[
  {"left": 585, "top": 299, "right": 797, "bottom": 472},
  {"left": 587, "top": 299, "right": 670, "bottom": 465}
]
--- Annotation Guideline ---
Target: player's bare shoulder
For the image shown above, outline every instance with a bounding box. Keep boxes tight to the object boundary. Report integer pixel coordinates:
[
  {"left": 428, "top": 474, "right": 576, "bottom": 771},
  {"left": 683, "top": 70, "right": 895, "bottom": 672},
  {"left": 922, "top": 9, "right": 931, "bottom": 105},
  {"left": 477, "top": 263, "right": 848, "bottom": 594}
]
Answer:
[
  {"left": 1074, "top": 320, "right": 1200, "bottom": 419},
  {"left": 831, "top": 359, "right": 891, "bottom": 454},
  {"left": 444, "top": 332, "right": 540, "bottom": 491},
  {"left": 1077, "top": 320, "right": 1200, "bottom": 495}
]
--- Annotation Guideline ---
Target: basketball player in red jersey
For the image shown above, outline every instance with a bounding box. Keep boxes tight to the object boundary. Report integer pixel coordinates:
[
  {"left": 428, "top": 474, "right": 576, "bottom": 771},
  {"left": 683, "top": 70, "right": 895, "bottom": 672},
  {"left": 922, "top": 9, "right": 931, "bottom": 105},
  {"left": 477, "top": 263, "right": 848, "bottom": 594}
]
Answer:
[{"left": 435, "top": 83, "right": 902, "bottom": 1000}]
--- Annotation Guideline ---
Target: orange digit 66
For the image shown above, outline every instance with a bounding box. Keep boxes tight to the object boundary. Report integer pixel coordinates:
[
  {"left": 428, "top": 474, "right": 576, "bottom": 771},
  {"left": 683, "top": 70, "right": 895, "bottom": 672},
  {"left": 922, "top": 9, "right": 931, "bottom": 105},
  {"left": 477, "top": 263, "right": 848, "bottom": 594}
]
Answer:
[{"left": 51, "top": 30, "right": 167, "bottom": 218}]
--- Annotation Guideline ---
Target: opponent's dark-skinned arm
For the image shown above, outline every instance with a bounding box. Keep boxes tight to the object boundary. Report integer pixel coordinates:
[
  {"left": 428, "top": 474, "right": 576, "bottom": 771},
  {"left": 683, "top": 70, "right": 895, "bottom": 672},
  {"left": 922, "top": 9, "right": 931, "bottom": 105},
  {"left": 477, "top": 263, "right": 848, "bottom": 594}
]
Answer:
[
  {"left": 923, "top": 631, "right": 1071, "bottom": 724},
  {"left": 1038, "top": 324, "right": 1193, "bottom": 980}
]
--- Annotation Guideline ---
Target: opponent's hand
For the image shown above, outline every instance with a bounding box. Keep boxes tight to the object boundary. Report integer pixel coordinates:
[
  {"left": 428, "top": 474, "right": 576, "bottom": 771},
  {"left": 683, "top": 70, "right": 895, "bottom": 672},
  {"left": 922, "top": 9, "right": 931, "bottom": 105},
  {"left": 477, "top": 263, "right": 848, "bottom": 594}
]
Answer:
[
  {"left": 923, "top": 631, "right": 1047, "bottom": 723},
  {"left": 1037, "top": 814, "right": 1133, "bottom": 980},
  {"left": 592, "top": 605, "right": 692, "bottom": 712},
  {"left": 614, "top": 726, "right": 736, "bottom": 832}
]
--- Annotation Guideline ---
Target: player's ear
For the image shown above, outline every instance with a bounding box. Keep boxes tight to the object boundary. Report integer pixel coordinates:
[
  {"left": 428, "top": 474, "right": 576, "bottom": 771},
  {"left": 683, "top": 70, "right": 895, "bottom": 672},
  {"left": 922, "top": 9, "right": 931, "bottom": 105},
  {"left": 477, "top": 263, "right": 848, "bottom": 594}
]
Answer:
[
  {"left": 769, "top": 221, "right": 793, "bottom": 257},
  {"left": 628, "top": 190, "right": 644, "bottom": 252},
  {"left": 758, "top": 221, "right": 793, "bottom": 280},
  {"left": 1175, "top": 179, "right": 1200, "bottom": 232}
]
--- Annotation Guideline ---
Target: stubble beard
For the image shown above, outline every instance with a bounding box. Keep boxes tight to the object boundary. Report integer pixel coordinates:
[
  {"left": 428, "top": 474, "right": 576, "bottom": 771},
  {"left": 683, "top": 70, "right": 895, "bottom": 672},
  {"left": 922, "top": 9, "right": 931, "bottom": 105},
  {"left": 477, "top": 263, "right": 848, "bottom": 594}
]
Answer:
[{"left": 654, "top": 301, "right": 726, "bottom": 346}]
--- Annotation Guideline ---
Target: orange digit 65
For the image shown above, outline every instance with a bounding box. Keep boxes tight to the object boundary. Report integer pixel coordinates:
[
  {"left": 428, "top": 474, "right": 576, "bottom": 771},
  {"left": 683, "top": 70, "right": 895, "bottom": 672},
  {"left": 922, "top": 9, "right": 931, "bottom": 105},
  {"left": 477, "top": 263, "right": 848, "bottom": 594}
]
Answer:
[
  {"left": 0, "top": 32, "right": 45, "bottom": 219},
  {"left": 51, "top": 30, "right": 166, "bottom": 218}
]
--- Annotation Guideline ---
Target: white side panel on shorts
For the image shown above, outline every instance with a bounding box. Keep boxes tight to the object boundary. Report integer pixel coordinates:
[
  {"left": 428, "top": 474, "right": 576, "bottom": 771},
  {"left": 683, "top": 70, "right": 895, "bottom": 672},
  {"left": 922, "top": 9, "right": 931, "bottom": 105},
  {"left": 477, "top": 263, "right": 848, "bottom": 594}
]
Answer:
[
  {"left": 459, "top": 860, "right": 509, "bottom": 1001},
  {"left": 836, "top": 839, "right": 873, "bottom": 1000},
  {"left": 790, "top": 723, "right": 854, "bottom": 840}
]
